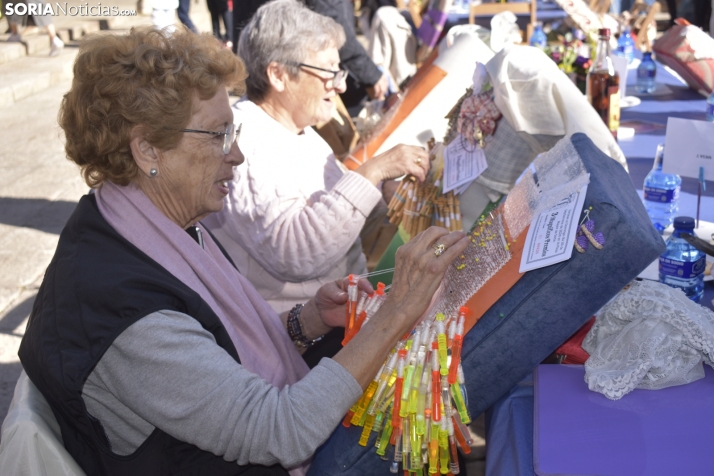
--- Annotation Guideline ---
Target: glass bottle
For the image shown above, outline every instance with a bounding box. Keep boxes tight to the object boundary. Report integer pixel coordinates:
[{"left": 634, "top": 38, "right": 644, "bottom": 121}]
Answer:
[
  {"left": 659, "top": 216, "right": 706, "bottom": 303},
  {"left": 636, "top": 52, "right": 657, "bottom": 94},
  {"left": 643, "top": 144, "right": 681, "bottom": 233},
  {"left": 587, "top": 28, "right": 620, "bottom": 139}
]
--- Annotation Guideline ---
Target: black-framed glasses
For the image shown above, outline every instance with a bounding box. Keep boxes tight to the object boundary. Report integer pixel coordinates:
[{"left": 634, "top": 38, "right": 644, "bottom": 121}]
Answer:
[
  {"left": 181, "top": 123, "right": 241, "bottom": 155},
  {"left": 290, "top": 62, "right": 348, "bottom": 85}
]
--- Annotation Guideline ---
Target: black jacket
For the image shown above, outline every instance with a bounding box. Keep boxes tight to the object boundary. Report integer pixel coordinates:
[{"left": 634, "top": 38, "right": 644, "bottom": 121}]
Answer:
[{"left": 19, "top": 194, "right": 288, "bottom": 476}]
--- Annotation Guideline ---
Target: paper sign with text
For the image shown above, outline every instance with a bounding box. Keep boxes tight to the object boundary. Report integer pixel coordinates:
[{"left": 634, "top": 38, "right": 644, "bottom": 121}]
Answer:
[
  {"left": 442, "top": 135, "right": 488, "bottom": 194},
  {"left": 663, "top": 118, "right": 714, "bottom": 179},
  {"left": 519, "top": 185, "right": 588, "bottom": 273}
]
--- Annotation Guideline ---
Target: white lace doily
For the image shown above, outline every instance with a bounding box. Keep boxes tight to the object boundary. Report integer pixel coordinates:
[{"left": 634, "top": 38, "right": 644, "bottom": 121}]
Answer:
[{"left": 583, "top": 280, "right": 714, "bottom": 400}]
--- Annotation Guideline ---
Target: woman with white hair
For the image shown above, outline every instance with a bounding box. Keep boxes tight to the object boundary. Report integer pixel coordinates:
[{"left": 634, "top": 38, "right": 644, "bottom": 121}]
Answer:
[{"left": 204, "top": 0, "right": 430, "bottom": 313}]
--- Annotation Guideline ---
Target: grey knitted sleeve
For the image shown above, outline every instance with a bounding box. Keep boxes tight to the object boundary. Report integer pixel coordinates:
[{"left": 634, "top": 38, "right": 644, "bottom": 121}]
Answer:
[{"left": 81, "top": 310, "right": 362, "bottom": 467}]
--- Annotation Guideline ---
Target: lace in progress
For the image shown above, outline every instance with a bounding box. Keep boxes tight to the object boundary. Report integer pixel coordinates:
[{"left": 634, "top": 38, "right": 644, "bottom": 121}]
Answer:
[
  {"left": 503, "top": 138, "right": 589, "bottom": 239},
  {"left": 583, "top": 280, "right": 714, "bottom": 400},
  {"left": 434, "top": 213, "right": 511, "bottom": 318}
]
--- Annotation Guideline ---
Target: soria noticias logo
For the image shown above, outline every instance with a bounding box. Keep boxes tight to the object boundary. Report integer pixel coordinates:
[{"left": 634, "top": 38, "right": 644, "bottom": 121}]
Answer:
[{"left": 4, "top": 2, "right": 137, "bottom": 16}]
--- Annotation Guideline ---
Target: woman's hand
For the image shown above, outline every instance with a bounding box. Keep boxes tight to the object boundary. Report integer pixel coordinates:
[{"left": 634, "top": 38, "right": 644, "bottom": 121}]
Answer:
[
  {"left": 300, "top": 277, "right": 374, "bottom": 338},
  {"left": 366, "top": 73, "right": 390, "bottom": 100},
  {"left": 332, "top": 227, "right": 469, "bottom": 388},
  {"left": 356, "top": 144, "right": 430, "bottom": 185},
  {"left": 378, "top": 227, "right": 469, "bottom": 333}
]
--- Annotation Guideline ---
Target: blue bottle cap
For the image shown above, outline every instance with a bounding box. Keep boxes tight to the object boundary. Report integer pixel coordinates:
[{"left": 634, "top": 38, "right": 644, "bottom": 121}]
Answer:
[{"left": 673, "top": 216, "right": 695, "bottom": 230}]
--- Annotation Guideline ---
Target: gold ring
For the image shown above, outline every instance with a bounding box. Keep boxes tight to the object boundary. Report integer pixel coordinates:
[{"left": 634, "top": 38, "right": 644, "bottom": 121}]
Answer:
[
  {"left": 433, "top": 243, "right": 446, "bottom": 257},
  {"left": 415, "top": 157, "right": 422, "bottom": 164}
]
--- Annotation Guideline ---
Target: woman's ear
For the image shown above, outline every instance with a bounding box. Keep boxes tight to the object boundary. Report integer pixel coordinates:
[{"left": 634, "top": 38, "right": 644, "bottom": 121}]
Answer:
[
  {"left": 266, "top": 62, "right": 289, "bottom": 93},
  {"left": 130, "top": 126, "right": 161, "bottom": 178}
]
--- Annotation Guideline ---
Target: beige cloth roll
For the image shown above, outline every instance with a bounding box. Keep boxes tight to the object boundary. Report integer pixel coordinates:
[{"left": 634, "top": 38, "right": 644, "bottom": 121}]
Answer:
[{"left": 0, "top": 372, "right": 86, "bottom": 476}]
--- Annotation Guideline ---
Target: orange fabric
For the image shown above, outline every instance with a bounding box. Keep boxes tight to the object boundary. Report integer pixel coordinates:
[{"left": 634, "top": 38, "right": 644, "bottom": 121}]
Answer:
[
  {"left": 344, "top": 64, "right": 447, "bottom": 170},
  {"left": 463, "top": 223, "right": 529, "bottom": 333}
]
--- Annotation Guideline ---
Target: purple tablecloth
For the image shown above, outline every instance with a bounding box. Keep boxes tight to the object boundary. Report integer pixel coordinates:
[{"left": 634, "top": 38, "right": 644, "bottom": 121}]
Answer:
[{"left": 534, "top": 364, "right": 714, "bottom": 476}]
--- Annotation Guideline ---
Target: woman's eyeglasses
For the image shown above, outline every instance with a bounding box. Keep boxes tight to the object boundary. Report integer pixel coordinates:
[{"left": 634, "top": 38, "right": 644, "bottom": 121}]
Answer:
[
  {"left": 181, "top": 123, "right": 242, "bottom": 155},
  {"left": 289, "top": 62, "right": 348, "bottom": 85}
]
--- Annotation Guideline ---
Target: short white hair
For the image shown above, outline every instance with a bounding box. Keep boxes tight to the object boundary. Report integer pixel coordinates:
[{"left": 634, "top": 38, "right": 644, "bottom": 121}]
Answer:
[{"left": 239, "top": 0, "right": 347, "bottom": 101}]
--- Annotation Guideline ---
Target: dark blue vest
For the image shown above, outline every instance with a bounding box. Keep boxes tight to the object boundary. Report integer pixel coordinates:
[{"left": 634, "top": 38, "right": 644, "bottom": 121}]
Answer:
[{"left": 19, "top": 194, "right": 288, "bottom": 476}]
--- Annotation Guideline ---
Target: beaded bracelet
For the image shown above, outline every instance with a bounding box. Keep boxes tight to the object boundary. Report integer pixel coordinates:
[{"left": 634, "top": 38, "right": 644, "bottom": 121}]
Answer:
[{"left": 287, "top": 304, "right": 323, "bottom": 349}]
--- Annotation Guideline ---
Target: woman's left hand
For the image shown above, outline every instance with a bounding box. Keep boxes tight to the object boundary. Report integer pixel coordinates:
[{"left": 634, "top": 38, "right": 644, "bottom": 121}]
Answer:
[
  {"left": 298, "top": 277, "right": 373, "bottom": 340},
  {"left": 313, "top": 277, "right": 374, "bottom": 329}
]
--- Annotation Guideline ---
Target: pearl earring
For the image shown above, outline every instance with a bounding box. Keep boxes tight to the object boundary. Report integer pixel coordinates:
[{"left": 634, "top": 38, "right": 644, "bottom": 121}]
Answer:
[{"left": 150, "top": 168, "right": 158, "bottom": 177}]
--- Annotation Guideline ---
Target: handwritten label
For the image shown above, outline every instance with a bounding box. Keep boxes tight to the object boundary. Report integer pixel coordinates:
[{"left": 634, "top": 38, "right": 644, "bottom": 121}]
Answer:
[
  {"left": 519, "top": 185, "right": 588, "bottom": 273},
  {"left": 442, "top": 135, "right": 488, "bottom": 194}
]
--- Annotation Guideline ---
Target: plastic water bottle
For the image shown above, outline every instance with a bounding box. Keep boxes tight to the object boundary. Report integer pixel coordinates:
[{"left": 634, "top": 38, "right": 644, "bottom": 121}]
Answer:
[
  {"left": 659, "top": 216, "right": 706, "bottom": 303},
  {"left": 616, "top": 26, "right": 635, "bottom": 64},
  {"left": 707, "top": 90, "right": 714, "bottom": 122},
  {"left": 636, "top": 52, "right": 657, "bottom": 93},
  {"left": 643, "top": 144, "right": 681, "bottom": 233},
  {"left": 530, "top": 23, "right": 547, "bottom": 49}
]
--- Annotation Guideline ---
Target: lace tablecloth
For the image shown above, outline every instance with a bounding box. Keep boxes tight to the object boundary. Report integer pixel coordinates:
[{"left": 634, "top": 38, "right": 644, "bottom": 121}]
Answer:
[{"left": 583, "top": 280, "right": 714, "bottom": 400}]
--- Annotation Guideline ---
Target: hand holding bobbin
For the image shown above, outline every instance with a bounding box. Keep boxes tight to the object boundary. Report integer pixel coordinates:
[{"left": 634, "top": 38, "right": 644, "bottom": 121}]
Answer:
[
  {"left": 380, "top": 227, "right": 469, "bottom": 335},
  {"left": 356, "top": 144, "right": 430, "bottom": 185}
]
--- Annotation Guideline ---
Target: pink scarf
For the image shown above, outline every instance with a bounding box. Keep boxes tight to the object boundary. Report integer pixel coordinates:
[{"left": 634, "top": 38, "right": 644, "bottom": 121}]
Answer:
[{"left": 96, "top": 181, "right": 311, "bottom": 473}]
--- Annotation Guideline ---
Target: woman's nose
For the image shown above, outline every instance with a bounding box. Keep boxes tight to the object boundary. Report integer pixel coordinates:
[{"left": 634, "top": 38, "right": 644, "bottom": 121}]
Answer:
[
  {"left": 333, "top": 76, "right": 347, "bottom": 94},
  {"left": 227, "top": 140, "right": 244, "bottom": 166}
]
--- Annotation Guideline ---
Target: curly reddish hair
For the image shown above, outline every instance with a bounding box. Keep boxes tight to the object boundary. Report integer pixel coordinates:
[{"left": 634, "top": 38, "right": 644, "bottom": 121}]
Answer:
[{"left": 59, "top": 27, "right": 246, "bottom": 188}]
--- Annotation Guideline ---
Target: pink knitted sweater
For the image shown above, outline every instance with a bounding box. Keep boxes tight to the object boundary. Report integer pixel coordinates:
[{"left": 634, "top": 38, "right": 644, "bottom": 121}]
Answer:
[{"left": 204, "top": 99, "right": 384, "bottom": 313}]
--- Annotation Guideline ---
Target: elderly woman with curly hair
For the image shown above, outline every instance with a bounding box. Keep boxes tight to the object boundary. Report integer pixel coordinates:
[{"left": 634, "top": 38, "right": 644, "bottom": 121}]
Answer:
[
  {"left": 16, "top": 26, "right": 468, "bottom": 475},
  {"left": 204, "top": 0, "right": 430, "bottom": 313}
]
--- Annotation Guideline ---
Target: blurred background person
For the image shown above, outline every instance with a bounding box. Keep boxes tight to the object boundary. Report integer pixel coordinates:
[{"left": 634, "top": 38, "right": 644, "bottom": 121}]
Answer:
[
  {"left": 208, "top": 0, "right": 233, "bottom": 47},
  {"left": 5, "top": 0, "right": 64, "bottom": 56},
  {"left": 151, "top": 0, "right": 178, "bottom": 32},
  {"left": 361, "top": 0, "right": 419, "bottom": 88},
  {"left": 177, "top": 0, "right": 197, "bottom": 32}
]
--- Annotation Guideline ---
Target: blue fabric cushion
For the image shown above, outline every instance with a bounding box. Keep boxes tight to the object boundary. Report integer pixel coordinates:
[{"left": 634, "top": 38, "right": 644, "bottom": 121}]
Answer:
[
  {"left": 307, "top": 133, "right": 665, "bottom": 475},
  {"left": 460, "top": 132, "right": 666, "bottom": 417}
]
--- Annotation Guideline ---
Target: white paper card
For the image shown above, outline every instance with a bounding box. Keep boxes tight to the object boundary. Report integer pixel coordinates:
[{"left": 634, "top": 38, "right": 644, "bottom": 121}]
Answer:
[
  {"left": 454, "top": 182, "right": 471, "bottom": 195},
  {"left": 663, "top": 117, "right": 714, "bottom": 180},
  {"left": 443, "top": 135, "right": 488, "bottom": 194},
  {"left": 611, "top": 55, "right": 629, "bottom": 100},
  {"left": 519, "top": 185, "right": 588, "bottom": 273}
]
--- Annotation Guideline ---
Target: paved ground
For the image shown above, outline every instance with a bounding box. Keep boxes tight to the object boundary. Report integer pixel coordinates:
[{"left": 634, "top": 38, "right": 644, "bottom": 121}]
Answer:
[{"left": 0, "top": 77, "right": 87, "bottom": 412}]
